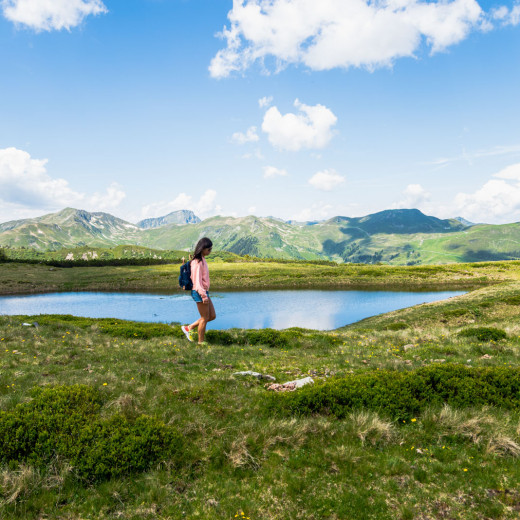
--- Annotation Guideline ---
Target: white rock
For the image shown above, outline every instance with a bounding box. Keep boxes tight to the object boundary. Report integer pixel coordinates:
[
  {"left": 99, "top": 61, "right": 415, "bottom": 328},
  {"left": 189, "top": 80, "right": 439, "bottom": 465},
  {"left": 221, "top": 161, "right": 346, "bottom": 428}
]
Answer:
[
  {"left": 233, "top": 371, "right": 276, "bottom": 381},
  {"left": 282, "top": 376, "right": 314, "bottom": 388}
]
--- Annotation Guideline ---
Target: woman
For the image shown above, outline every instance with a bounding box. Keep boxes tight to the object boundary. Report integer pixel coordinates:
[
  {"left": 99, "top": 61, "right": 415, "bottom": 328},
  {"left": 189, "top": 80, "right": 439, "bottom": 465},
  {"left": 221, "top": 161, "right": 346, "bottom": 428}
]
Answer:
[{"left": 181, "top": 237, "right": 216, "bottom": 345}]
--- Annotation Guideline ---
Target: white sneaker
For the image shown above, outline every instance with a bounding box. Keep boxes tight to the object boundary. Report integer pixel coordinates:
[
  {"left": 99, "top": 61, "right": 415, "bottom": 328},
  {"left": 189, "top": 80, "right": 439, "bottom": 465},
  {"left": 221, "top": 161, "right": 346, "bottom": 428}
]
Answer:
[{"left": 181, "top": 325, "right": 193, "bottom": 342}]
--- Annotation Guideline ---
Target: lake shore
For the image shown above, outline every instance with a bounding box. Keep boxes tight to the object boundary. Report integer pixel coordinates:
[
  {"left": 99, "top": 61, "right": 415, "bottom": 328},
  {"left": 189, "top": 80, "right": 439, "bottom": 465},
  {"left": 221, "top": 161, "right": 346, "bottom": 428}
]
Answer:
[{"left": 1, "top": 259, "right": 519, "bottom": 295}]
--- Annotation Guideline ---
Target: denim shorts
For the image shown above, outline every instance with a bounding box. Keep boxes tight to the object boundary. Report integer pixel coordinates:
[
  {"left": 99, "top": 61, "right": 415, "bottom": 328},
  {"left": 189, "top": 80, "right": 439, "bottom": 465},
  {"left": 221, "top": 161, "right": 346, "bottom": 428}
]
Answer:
[{"left": 191, "top": 290, "right": 209, "bottom": 303}]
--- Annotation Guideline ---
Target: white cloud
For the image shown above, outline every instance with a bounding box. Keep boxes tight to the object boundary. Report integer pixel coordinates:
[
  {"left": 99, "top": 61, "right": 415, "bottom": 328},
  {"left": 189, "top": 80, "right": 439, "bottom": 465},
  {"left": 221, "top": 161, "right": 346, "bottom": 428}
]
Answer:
[
  {"left": 2, "top": 0, "right": 107, "bottom": 31},
  {"left": 494, "top": 162, "right": 520, "bottom": 180},
  {"left": 293, "top": 202, "right": 334, "bottom": 221},
  {"left": 492, "top": 3, "right": 520, "bottom": 25},
  {"left": 426, "top": 143, "right": 520, "bottom": 169},
  {"left": 248, "top": 205, "right": 257, "bottom": 213},
  {"left": 0, "top": 147, "right": 124, "bottom": 219},
  {"left": 209, "top": 0, "right": 487, "bottom": 78},
  {"left": 393, "top": 183, "right": 431, "bottom": 208},
  {"left": 263, "top": 165, "right": 288, "bottom": 178},
  {"left": 262, "top": 99, "right": 337, "bottom": 151},
  {"left": 231, "top": 126, "right": 260, "bottom": 144},
  {"left": 89, "top": 183, "right": 126, "bottom": 211},
  {"left": 454, "top": 162, "right": 520, "bottom": 222},
  {"left": 141, "top": 189, "right": 220, "bottom": 220},
  {"left": 258, "top": 96, "right": 273, "bottom": 108},
  {"left": 241, "top": 148, "right": 265, "bottom": 160},
  {"left": 308, "top": 169, "right": 345, "bottom": 191}
]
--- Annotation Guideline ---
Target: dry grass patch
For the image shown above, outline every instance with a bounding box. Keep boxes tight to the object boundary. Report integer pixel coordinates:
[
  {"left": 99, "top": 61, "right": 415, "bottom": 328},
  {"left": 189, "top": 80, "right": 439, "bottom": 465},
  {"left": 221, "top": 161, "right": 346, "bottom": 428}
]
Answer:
[{"left": 348, "top": 410, "right": 396, "bottom": 445}]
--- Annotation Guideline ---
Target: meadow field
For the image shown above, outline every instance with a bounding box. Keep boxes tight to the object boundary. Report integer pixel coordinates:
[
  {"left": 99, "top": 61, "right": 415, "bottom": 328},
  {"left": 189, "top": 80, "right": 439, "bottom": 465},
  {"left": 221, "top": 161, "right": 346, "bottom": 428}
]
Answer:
[
  {"left": 1, "top": 261, "right": 520, "bottom": 518},
  {"left": 1, "top": 258, "right": 519, "bottom": 295}
]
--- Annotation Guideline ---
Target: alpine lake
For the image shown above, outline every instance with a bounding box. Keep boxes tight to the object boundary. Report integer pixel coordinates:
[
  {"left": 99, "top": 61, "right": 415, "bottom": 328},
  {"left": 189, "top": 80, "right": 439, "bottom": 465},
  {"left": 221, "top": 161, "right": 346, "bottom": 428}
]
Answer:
[{"left": 0, "top": 288, "right": 465, "bottom": 330}]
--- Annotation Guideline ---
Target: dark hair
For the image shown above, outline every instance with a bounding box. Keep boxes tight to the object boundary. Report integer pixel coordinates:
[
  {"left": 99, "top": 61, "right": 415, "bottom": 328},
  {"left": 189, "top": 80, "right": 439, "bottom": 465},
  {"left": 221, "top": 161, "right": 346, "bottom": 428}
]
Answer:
[{"left": 193, "top": 237, "right": 213, "bottom": 262}]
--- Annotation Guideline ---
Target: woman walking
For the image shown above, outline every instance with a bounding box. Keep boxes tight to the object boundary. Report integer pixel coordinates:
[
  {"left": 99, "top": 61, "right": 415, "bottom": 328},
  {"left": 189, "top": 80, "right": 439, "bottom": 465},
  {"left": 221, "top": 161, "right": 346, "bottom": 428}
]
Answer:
[{"left": 181, "top": 237, "right": 216, "bottom": 345}]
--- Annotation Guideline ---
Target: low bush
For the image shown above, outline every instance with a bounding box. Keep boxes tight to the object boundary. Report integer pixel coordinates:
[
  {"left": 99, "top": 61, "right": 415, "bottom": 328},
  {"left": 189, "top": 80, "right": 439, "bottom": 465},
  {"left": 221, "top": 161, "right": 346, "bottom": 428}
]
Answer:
[
  {"left": 243, "top": 329, "right": 290, "bottom": 348},
  {"left": 205, "top": 330, "right": 235, "bottom": 345},
  {"left": 98, "top": 321, "right": 180, "bottom": 339},
  {"left": 0, "top": 385, "right": 186, "bottom": 482},
  {"left": 458, "top": 327, "right": 507, "bottom": 342},
  {"left": 442, "top": 308, "right": 469, "bottom": 318},
  {"left": 21, "top": 315, "right": 181, "bottom": 339},
  {"left": 270, "top": 364, "right": 520, "bottom": 421},
  {"left": 385, "top": 322, "right": 408, "bottom": 331}
]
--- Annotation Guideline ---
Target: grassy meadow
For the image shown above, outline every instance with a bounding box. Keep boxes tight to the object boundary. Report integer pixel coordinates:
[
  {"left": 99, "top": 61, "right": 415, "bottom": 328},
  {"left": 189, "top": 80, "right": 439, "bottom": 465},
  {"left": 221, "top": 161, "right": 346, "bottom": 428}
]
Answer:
[
  {"left": 2, "top": 261, "right": 520, "bottom": 518},
  {"left": 2, "top": 258, "right": 520, "bottom": 295}
]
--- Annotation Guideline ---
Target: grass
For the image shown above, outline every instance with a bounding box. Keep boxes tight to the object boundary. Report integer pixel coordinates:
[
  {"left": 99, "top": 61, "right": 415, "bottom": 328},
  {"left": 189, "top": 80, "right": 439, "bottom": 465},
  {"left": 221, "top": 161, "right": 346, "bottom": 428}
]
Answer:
[
  {"left": 2, "top": 258, "right": 520, "bottom": 295},
  {"left": 2, "top": 262, "right": 520, "bottom": 517}
]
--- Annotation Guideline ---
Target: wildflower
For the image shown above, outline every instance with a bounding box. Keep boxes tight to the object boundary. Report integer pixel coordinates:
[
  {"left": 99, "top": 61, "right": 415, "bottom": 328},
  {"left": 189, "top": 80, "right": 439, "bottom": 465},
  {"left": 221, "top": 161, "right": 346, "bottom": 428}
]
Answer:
[
  {"left": 411, "top": 418, "right": 417, "bottom": 422},
  {"left": 463, "top": 468, "right": 468, "bottom": 472},
  {"left": 103, "top": 383, "right": 108, "bottom": 386}
]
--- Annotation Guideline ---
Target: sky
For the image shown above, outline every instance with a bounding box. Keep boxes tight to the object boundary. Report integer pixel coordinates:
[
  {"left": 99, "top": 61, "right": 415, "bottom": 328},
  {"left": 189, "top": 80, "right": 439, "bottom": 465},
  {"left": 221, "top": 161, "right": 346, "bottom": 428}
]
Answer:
[{"left": 1, "top": 0, "right": 520, "bottom": 225}]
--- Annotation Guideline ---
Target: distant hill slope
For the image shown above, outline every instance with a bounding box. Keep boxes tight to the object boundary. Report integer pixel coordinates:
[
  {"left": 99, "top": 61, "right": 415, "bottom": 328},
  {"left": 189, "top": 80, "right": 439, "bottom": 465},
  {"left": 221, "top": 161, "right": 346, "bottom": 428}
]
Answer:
[
  {"left": 329, "top": 209, "right": 466, "bottom": 235},
  {"left": 0, "top": 208, "right": 140, "bottom": 249},
  {"left": 136, "top": 210, "right": 201, "bottom": 229},
  {"left": 2, "top": 207, "right": 519, "bottom": 265}
]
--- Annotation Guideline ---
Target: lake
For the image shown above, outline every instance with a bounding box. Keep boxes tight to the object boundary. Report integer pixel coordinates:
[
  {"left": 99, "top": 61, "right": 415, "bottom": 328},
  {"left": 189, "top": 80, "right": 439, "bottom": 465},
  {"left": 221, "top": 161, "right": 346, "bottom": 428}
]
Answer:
[{"left": 0, "top": 289, "right": 465, "bottom": 330}]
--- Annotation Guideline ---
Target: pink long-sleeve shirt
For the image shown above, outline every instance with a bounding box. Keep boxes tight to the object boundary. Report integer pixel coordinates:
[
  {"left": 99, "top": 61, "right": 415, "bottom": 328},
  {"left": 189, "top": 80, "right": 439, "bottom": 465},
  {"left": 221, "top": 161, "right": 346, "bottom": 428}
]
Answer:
[{"left": 190, "top": 257, "right": 210, "bottom": 298}]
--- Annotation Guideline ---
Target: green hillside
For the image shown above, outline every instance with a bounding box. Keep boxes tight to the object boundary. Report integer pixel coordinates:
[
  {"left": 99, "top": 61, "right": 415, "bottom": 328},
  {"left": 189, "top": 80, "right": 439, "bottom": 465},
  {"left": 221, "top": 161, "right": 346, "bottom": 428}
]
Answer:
[{"left": 2, "top": 207, "right": 520, "bottom": 265}]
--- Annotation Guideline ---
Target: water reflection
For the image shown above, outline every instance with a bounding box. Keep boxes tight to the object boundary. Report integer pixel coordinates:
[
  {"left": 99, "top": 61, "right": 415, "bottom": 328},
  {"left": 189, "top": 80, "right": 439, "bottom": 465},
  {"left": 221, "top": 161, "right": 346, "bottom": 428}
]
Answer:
[{"left": 0, "top": 289, "right": 465, "bottom": 330}]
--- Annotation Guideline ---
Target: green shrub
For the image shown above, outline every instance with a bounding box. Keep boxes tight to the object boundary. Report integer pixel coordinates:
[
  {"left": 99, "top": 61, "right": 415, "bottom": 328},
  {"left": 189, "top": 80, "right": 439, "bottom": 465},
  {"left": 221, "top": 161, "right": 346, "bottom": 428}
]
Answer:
[
  {"left": 270, "top": 364, "right": 520, "bottom": 421},
  {"left": 98, "top": 321, "right": 179, "bottom": 339},
  {"left": 458, "top": 327, "right": 507, "bottom": 342},
  {"left": 442, "top": 309, "right": 468, "bottom": 318},
  {"left": 205, "top": 330, "right": 235, "bottom": 345},
  {"left": 244, "top": 329, "right": 290, "bottom": 348},
  {"left": 0, "top": 385, "right": 186, "bottom": 482},
  {"left": 385, "top": 322, "right": 408, "bottom": 331},
  {"left": 22, "top": 315, "right": 181, "bottom": 339},
  {"left": 71, "top": 415, "right": 184, "bottom": 481},
  {"left": 504, "top": 296, "right": 520, "bottom": 305},
  {"left": 0, "top": 385, "right": 102, "bottom": 466}
]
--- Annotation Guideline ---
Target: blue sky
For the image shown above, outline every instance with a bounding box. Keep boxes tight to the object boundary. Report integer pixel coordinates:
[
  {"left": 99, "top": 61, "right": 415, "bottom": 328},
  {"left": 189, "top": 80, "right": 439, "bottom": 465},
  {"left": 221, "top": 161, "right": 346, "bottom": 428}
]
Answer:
[{"left": 1, "top": 0, "right": 519, "bottom": 225}]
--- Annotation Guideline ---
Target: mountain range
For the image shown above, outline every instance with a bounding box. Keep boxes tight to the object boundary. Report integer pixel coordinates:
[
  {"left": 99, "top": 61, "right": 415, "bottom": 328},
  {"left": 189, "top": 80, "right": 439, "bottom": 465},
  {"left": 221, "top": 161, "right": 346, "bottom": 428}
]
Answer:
[{"left": 0, "top": 207, "right": 518, "bottom": 265}]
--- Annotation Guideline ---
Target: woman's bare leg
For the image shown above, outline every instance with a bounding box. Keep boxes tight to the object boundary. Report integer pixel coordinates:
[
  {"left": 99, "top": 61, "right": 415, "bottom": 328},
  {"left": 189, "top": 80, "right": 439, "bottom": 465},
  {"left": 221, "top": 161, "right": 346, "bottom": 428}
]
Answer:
[
  {"left": 195, "top": 301, "right": 210, "bottom": 342},
  {"left": 207, "top": 297, "right": 216, "bottom": 322},
  {"left": 187, "top": 317, "right": 201, "bottom": 331}
]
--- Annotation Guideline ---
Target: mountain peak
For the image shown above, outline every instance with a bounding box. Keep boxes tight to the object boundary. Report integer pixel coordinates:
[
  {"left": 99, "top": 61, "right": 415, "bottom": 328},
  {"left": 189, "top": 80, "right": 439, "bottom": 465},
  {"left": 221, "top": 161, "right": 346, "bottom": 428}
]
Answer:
[{"left": 136, "top": 210, "right": 201, "bottom": 229}]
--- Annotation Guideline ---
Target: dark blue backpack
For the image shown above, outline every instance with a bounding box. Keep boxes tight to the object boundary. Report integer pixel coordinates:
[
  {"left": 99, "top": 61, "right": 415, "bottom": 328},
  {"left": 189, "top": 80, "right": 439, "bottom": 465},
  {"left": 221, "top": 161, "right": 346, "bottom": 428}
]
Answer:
[{"left": 179, "top": 261, "right": 193, "bottom": 290}]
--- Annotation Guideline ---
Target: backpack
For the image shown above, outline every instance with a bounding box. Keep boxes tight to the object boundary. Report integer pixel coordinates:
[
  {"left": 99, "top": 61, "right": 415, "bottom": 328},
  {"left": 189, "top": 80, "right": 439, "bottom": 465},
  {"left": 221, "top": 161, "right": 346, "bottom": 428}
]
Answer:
[{"left": 179, "top": 261, "right": 193, "bottom": 290}]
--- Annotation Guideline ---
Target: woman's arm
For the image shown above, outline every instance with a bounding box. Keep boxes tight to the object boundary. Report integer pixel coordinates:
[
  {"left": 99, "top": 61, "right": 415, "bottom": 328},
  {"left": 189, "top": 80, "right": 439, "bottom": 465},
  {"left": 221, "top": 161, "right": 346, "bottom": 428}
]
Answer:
[{"left": 191, "top": 261, "right": 208, "bottom": 301}]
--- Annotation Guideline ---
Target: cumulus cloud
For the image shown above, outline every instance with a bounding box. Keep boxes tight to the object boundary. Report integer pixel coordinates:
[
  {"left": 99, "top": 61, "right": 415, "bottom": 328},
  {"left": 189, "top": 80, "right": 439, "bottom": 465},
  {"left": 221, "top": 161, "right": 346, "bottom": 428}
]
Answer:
[
  {"left": 492, "top": 3, "right": 520, "bottom": 25},
  {"left": 293, "top": 202, "right": 334, "bottom": 221},
  {"left": 2, "top": 0, "right": 107, "bottom": 31},
  {"left": 493, "top": 162, "right": 520, "bottom": 180},
  {"left": 209, "top": 0, "right": 488, "bottom": 78},
  {"left": 308, "top": 169, "right": 345, "bottom": 191},
  {"left": 263, "top": 165, "right": 288, "bottom": 178},
  {"left": 140, "top": 189, "right": 221, "bottom": 220},
  {"left": 89, "top": 183, "right": 126, "bottom": 211},
  {"left": 262, "top": 99, "right": 337, "bottom": 151},
  {"left": 241, "top": 148, "right": 265, "bottom": 160},
  {"left": 231, "top": 126, "right": 260, "bottom": 144},
  {"left": 454, "top": 162, "right": 520, "bottom": 222},
  {"left": 0, "top": 147, "right": 124, "bottom": 219},
  {"left": 258, "top": 96, "right": 273, "bottom": 108},
  {"left": 393, "top": 183, "right": 431, "bottom": 208}
]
